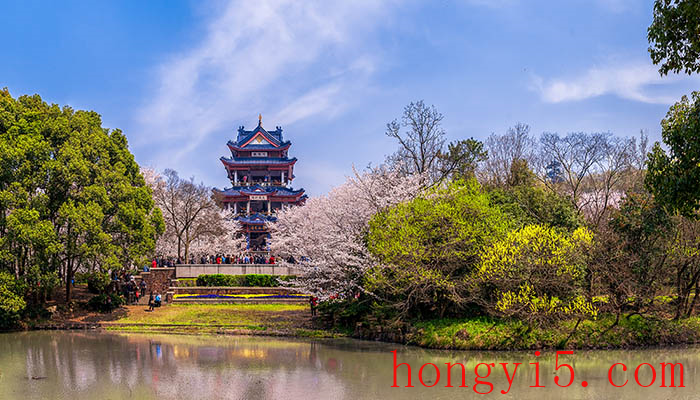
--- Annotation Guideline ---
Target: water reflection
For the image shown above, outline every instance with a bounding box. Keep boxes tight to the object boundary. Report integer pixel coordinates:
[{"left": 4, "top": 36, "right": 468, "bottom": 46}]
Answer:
[{"left": 0, "top": 331, "right": 697, "bottom": 399}]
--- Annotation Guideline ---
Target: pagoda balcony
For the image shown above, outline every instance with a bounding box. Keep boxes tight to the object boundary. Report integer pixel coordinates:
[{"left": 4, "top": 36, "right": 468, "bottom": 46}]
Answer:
[
  {"left": 233, "top": 180, "right": 287, "bottom": 187},
  {"left": 233, "top": 211, "right": 275, "bottom": 217}
]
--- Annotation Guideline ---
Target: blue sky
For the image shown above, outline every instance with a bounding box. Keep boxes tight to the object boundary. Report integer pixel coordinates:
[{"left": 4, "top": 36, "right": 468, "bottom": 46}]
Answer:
[{"left": 2, "top": 0, "right": 698, "bottom": 195}]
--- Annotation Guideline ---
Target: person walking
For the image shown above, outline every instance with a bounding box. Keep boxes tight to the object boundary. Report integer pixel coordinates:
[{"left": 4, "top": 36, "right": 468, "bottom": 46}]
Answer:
[
  {"left": 309, "top": 296, "right": 318, "bottom": 317},
  {"left": 139, "top": 280, "right": 147, "bottom": 300},
  {"left": 148, "top": 292, "right": 155, "bottom": 311},
  {"left": 125, "top": 280, "right": 133, "bottom": 304}
]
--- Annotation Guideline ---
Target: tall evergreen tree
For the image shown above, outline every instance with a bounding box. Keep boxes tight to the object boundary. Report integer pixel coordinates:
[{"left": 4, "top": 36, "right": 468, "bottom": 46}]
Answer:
[{"left": 0, "top": 89, "right": 164, "bottom": 300}]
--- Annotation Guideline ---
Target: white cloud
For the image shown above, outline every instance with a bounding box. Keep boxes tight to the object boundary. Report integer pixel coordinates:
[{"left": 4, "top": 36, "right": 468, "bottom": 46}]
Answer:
[
  {"left": 137, "top": 0, "right": 392, "bottom": 167},
  {"left": 270, "top": 84, "right": 343, "bottom": 127},
  {"left": 533, "top": 62, "right": 690, "bottom": 104}
]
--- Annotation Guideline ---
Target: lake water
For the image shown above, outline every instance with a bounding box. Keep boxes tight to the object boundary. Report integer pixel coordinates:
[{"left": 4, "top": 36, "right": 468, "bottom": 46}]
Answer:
[{"left": 0, "top": 331, "right": 697, "bottom": 399}]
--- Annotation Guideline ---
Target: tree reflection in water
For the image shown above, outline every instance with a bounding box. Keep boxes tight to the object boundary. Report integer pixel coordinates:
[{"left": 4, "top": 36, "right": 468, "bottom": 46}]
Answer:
[{"left": 0, "top": 331, "right": 697, "bottom": 399}]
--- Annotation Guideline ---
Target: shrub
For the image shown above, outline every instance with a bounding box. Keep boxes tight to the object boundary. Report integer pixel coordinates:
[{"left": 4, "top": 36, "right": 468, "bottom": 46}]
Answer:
[
  {"left": 23, "top": 303, "right": 52, "bottom": 320},
  {"left": 317, "top": 297, "right": 372, "bottom": 329},
  {"left": 369, "top": 179, "right": 511, "bottom": 270},
  {"left": 473, "top": 225, "right": 597, "bottom": 326},
  {"left": 245, "top": 274, "right": 280, "bottom": 287},
  {"left": 87, "top": 293, "right": 124, "bottom": 313},
  {"left": 366, "top": 179, "right": 511, "bottom": 319},
  {"left": 196, "top": 274, "right": 245, "bottom": 287},
  {"left": 488, "top": 184, "right": 582, "bottom": 231},
  {"left": 176, "top": 278, "right": 197, "bottom": 287},
  {"left": 23, "top": 266, "right": 60, "bottom": 302},
  {"left": 195, "top": 274, "right": 294, "bottom": 287},
  {"left": 74, "top": 271, "right": 91, "bottom": 284},
  {"left": 86, "top": 272, "right": 111, "bottom": 294},
  {"left": 0, "top": 272, "right": 27, "bottom": 329}
]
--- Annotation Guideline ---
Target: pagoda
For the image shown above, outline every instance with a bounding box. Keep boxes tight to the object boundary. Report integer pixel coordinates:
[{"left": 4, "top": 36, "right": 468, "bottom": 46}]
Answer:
[{"left": 213, "top": 115, "right": 306, "bottom": 251}]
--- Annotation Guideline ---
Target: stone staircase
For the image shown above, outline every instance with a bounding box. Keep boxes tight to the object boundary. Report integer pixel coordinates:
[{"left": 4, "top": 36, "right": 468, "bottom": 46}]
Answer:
[{"left": 168, "top": 286, "right": 308, "bottom": 304}]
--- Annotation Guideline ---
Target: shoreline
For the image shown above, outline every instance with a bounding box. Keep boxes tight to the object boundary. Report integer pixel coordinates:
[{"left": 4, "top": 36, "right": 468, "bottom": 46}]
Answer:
[
  {"left": 10, "top": 322, "right": 700, "bottom": 352},
  {"left": 24, "top": 303, "right": 342, "bottom": 339},
  {"left": 11, "top": 305, "right": 700, "bottom": 352}
]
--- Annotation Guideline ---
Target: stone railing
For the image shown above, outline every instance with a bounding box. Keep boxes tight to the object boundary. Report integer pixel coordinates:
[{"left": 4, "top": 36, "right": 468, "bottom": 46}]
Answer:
[
  {"left": 171, "top": 287, "right": 298, "bottom": 295},
  {"left": 175, "top": 264, "right": 299, "bottom": 278}
]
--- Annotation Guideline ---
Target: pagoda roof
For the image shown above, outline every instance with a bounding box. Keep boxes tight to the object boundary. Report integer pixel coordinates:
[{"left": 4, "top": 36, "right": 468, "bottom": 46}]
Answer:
[
  {"left": 272, "top": 187, "right": 307, "bottom": 196},
  {"left": 220, "top": 156, "right": 297, "bottom": 166},
  {"left": 214, "top": 185, "right": 306, "bottom": 198},
  {"left": 227, "top": 140, "right": 291, "bottom": 152},
  {"left": 233, "top": 120, "right": 291, "bottom": 149},
  {"left": 236, "top": 213, "right": 277, "bottom": 225}
]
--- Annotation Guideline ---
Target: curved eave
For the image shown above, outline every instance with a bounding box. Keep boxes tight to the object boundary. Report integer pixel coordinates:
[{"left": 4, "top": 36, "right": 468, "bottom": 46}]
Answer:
[
  {"left": 271, "top": 191, "right": 306, "bottom": 198},
  {"left": 213, "top": 188, "right": 305, "bottom": 201},
  {"left": 220, "top": 157, "right": 298, "bottom": 168},
  {"left": 228, "top": 141, "right": 291, "bottom": 152},
  {"left": 236, "top": 214, "right": 277, "bottom": 225}
]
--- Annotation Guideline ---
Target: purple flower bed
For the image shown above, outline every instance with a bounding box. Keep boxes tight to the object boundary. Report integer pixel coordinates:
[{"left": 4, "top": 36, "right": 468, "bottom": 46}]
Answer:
[{"left": 174, "top": 293, "right": 309, "bottom": 299}]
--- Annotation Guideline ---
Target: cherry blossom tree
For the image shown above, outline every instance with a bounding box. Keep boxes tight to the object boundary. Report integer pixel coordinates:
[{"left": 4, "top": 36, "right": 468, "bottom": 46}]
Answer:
[
  {"left": 187, "top": 209, "right": 246, "bottom": 260},
  {"left": 270, "top": 166, "right": 422, "bottom": 299}
]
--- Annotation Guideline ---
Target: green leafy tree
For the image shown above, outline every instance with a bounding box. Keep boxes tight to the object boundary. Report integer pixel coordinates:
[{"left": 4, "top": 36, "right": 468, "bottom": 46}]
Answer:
[
  {"left": 437, "top": 138, "right": 487, "bottom": 181},
  {"left": 0, "top": 271, "right": 26, "bottom": 328},
  {"left": 0, "top": 88, "right": 164, "bottom": 301},
  {"left": 488, "top": 160, "right": 582, "bottom": 231},
  {"left": 366, "top": 179, "right": 511, "bottom": 318},
  {"left": 594, "top": 191, "right": 700, "bottom": 320},
  {"left": 648, "top": 0, "right": 700, "bottom": 76},
  {"left": 646, "top": 92, "right": 700, "bottom": 216},
  {"left": 23, "top": 265, "right": 60, "bottom": 304},
  {"left": 667, "top": 215, "right": 700, "bottom": 319}
]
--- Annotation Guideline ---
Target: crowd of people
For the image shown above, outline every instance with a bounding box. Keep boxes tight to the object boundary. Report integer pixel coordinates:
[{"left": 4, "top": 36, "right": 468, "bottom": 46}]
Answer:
[
  {"left": 111, "top": 270, "right": 162, "bottom": 310},
  {"left": 149, "top": 254, "right": 283, "bottom": 268}
]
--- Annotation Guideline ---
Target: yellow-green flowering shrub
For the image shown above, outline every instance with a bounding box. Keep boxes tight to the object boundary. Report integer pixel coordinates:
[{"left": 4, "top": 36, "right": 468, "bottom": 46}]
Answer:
[
  {"left": 474, "top": 224, "right": 596, "bottom": 325},
  {"left": 366, "top": 179, "right": 512, "bottom": 319}
]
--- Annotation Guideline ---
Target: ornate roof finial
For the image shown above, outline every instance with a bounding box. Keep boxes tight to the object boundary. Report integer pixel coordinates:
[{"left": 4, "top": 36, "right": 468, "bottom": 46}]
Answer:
[{"left": 258, "top": 113, "right": 262, "bottom": 127}]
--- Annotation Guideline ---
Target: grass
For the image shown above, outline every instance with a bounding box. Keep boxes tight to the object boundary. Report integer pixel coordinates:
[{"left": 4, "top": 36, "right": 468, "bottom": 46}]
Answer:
[
  {"left": 406, "top": 314, "right": 700, "bottom": 350},
  {"left": 114, "top": 303, "right": 305, "bottom": 326},
  {"left": 102, "top": 303, "right": 339, "bottom": 337},
  {"left": 98, "top": 306, "right": 700, "bottom": 348}
]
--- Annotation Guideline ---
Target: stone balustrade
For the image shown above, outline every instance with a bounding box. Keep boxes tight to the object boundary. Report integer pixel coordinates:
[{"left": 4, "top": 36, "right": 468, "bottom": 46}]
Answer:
[{"left": 175, "top": 264, "right": 299, "bottom": 278}]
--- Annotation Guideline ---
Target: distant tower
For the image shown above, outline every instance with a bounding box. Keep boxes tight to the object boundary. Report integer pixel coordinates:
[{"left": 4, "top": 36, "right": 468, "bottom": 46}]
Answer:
[{"left": 213, "top": 116, "right": 306, "bottom": 251}]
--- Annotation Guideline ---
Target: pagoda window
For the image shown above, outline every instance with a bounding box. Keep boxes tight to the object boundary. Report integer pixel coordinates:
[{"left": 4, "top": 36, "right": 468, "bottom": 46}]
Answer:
[{"left": 250, "top": 201, "right": 265, "bottom": 214}]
